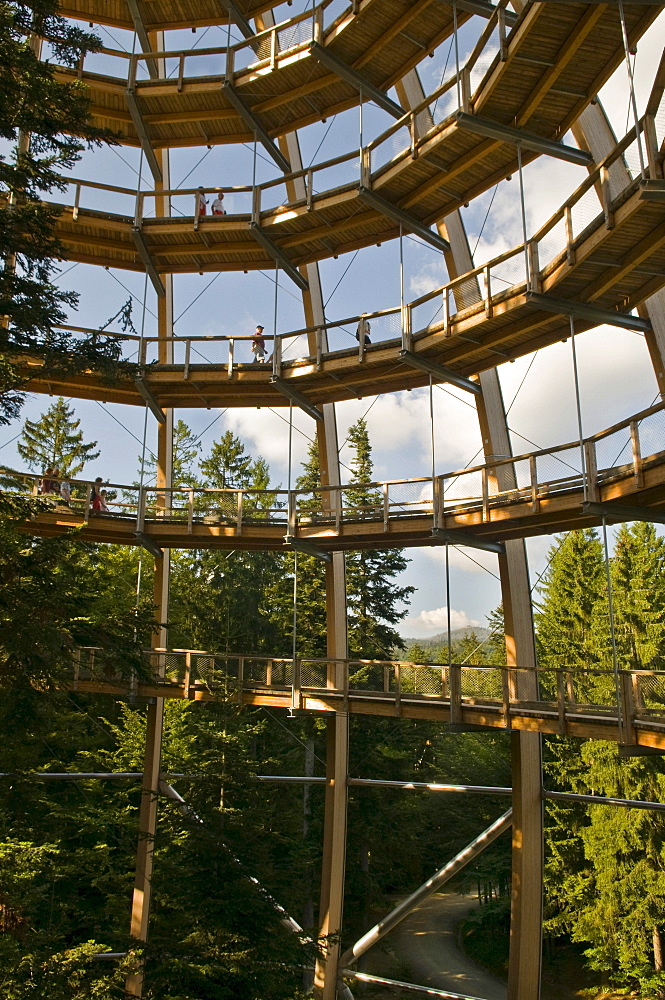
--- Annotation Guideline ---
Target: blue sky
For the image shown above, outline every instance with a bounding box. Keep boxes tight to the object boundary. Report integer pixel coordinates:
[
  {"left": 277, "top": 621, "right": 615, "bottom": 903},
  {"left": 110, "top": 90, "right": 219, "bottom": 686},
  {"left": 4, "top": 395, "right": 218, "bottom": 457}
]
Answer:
[{"left": 3, "top": 3, "right": 664, "bottom": 638}]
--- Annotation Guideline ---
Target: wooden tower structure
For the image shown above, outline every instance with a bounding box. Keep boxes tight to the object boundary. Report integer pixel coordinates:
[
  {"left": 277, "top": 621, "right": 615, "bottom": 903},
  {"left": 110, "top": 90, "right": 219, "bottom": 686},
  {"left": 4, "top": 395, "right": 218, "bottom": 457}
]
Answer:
[{"left": 9, "top": 2, "right": 665, "bottom": 998}]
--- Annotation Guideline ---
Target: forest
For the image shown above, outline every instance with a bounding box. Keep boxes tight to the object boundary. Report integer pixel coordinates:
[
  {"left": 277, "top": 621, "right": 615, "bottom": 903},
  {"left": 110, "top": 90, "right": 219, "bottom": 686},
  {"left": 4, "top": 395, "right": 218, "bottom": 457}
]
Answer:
[{"left": 1, "top": 397, "right": 665, "bottom": 999}]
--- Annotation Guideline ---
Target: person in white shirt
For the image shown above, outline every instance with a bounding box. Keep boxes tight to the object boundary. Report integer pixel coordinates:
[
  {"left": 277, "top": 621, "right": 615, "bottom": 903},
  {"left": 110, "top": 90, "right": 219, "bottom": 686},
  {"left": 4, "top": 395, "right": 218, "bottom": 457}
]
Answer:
[{"left": 212, "top": 192, "right": 226, "bottom": 215}]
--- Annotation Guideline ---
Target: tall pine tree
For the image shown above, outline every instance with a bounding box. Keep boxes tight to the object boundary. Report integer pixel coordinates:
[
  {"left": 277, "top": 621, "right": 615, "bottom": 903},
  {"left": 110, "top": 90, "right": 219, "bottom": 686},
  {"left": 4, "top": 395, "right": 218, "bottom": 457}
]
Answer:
[{"left": 17, "top": 397, "right": 99, "bottom": 476}]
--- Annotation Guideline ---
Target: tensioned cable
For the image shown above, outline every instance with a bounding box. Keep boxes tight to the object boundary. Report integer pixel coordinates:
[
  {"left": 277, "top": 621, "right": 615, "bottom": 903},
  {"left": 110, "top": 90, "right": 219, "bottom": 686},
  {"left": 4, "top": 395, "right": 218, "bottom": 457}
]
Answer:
[
  {"left": 174, "top": 146, "right": 214, "bottom": 190},
  {"left": 505, "top": 353, "right": 538, "bottom": 417},
  {"left": 307, "top": 115, "right": 338, "bottom": 168},
  {"left": 93, "top": 401, "right": 145, "bottom": 446},
  {"left": 323, "top": 250, "right": 360, "bottom": 309},
  {"left": 104, "top": 268, "right": 158, "bottom": 322},
  {"left": 173, "top": 272, "right": 222, "bottom": 325}
]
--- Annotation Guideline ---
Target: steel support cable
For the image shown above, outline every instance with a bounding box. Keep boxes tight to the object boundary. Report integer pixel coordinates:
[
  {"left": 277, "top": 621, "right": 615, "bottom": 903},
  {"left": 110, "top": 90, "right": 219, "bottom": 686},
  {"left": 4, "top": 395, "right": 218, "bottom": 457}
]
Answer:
[{"left": 618, "top": 0, "right": 646, "bottom": 177}]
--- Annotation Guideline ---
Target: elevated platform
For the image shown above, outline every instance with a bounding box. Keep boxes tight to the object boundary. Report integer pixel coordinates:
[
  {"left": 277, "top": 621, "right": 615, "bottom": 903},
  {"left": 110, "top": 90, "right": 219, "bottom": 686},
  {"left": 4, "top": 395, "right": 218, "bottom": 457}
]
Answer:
[
  {"left": 61, "top": 0, "right": 279, "bottom": 31},
  {"left": 69, "top": 646, "right": 665, "bottom": 751},
  {"left": 56, "top": 0, "right": 470, "bottom": 150},
  {"left": 23, "top": 167, "right": 665, "bottom": 409},
  {"left": 7, "top": 401, "right": 665, "bottom": 551}
]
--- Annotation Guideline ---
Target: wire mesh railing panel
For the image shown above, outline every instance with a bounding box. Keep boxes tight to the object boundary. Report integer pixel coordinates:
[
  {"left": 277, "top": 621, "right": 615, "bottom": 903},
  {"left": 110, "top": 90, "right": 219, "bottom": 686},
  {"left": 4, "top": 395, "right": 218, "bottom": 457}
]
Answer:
[
  {"left": 441, "top": 469, "right": 484, "bottom": 509},
  {"left": 637, "top": 408, "right": 665, "bottom": 460},
  {"left": 399, "top": 665, "right": 445, "bottom": 696},
  {"left": 309, "top": 158, "right": 360, "bottom": 198},
  {"left": 387, "top": 479, "right": 433, "bottom": 518},
  {"left": 430, "top": 85, "right": 458, "bottom": 127},
  {"left": 348, "top": 662, "right": 388, "bottom": 691},
  {"left": 570, "top": 185, "right": 603, "bottom": 240},
  {"left": 635, "top": 673, "right": 665, "bottom": 714},
  {"left": 300, "top": 660, "right": 328, "bottom": 688},
  {"left": 340, "top": 484, "right": 384, "bottom": 522},
  {"left": 534, "top": 446, "right": 583, "bottom": 495},
  {"left": 536, "top": 217, "right": 567, "bottom": 271},
  {"left": 487, "top": 249, "right": 527, "bottom": 294},
  {"left": 323, "top": 0, "right": 352, "bottom": 29},
  {"left": 278, "top": 14, "right": 315, "bottom": 50},
  {"left": 621, "top": 134, "right": 644, "bottom": 181},
  {"left": 371, "top": 124, "right": 411, "bottom": 172},
  {"left": 411, "top": 295, "right": 447, "bottom": 334},
  {"left": 564, "top": 670, "right": 616, "bottom": 710},
  {"left": 366, "top": 311, "right": 402, "bottom": 344},
  {"left": 470, "top": 39, "right": 499, "bottom": 93},
  {"left": 594, "top": 428, "right": 633, "bottom": 476},
  {"left": 279, "top": 332, "right": 311, "bottom": 363},
  {"left": 460, "top": 666, "right": 502, "bottom": 701},
  {"left": 451, "top": 275, "right": 483, "bottom": 313}
]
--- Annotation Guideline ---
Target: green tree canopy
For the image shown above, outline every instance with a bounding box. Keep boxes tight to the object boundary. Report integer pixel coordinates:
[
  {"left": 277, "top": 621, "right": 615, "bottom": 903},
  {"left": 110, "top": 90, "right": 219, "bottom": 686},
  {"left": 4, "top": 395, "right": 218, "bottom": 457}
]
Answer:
[{"left": 17, "top": 397, "right": 99, "bottom": 476}]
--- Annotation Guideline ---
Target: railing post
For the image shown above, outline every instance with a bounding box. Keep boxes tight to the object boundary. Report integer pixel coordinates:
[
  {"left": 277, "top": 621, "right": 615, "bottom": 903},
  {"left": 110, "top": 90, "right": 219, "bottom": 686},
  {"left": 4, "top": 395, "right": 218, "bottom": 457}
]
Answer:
[
  {"left": 409, "top": 112, "right": 417, "bottom": 159},
  {"left": 484, "top": 265, "right": 493, "bottom": 318},
  {"left": 529, "top": 454, "right": 539, "bottom": 513},
  {"left": 84, "top": 483, "right": 92, "bottom": 523},
  {"left": 227, "top": 339, "right": 234, "bottom": 379},
  {"left": 237, "top": 656, "right": 244, "bottom": 706},
  {"left": 288, "top": 491, "right": 297, "bottom": 536},
  {"left": 315, "top": 327, "right": 323, "bottom": 370},
  {"left": 394, "top": 663, "right": 401, "bottom": 717},
  {"left": 292, "top": 656, "right": 302, "bottom": 711},
  {"left": 482, "top": 466, "right": 490, "bottom": 521},
  {"left": 600, "top": 166, "right": 615, "bottom": 229},
  {"left": 383, "top": 482, "right": 389, "bottom": 532},
  {"left": 643, "top": 114, "right": 663, "bottom": 179},
  {"left": 501, "top": 667, "right": 511, "bottom": 731},
  {"left": 449, "top": 663, "right": 461, "bottom": 725},
  {"left": 360, "top": 146, "right": 371, "bottom": 188},
  {"left": 564, "top": 205, "right": 576, "bottom": 265},
  {"left": 630, "top": 419, "right": 644, "bottom": 487},
  {"left": 183, "top": 652, "right": 191, "bottom": 699},
  {"left": 584, "top": 439, "right": 599, "bottom": 502},
  {"left": 443, "top": 285, "right": 450, "bottom": 336},
  {"left": 619, "top": 671, "right": 637, "bottom": 745},
  {"left": 236, "top": 490, "right": 243, "bottom": 534},
  {"left": 401, "top": 303, "right": 412, "bottom": 351},
  {"left": 183, "top": 340, "right": 191, "bottom": 379},
  {"left": 312, "top": 5, "right": 323, "bottom": 42},
  {"left": 498, "top": 7, "right": 508, "bottom": 60},
  {"left": 269, "top": 27, "right": 277, "bottom": 70},
  {"left": 187, "top": 489, "right": 194, "bottom": 534},
  {"left": 556, "top": 671, "right": 567, "bottom": 735},
  {"left": 225, "top": 44, "right": 234, "bottom": 83},
  {"left": 460, "top": 66, "right": 471, "bottom": 113},
  {"left": 272, "top": 335, "right": 282, "bottom": 377},
  {"left": 177, "top": 52, "right": 185, "bottom": 92},
  {"left": 136, "top": 486, "right": 146, "bottom": 532},
  {"left": 383, "top": 664, "right": 390, "bottom": 694},
  {"left": 72, "top": 183, "right": 81, "bottom": 222},
  {"left": 266, "top": 659, "right": 273, "bottom": 686},
  {"left": 527, "top": 240, "right": 541, "bottom": 293}
]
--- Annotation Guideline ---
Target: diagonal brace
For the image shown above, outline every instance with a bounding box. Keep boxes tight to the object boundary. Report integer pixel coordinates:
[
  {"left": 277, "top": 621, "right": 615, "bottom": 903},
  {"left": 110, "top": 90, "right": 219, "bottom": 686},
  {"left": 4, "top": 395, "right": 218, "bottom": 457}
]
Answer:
[
  {"left": 132, "top": 229, "right": 165, "bottom": 297},
  {"left": 249, "top": 223, "right": 309, "bottom": 290},
  {"left": 219, "top": 0, "right": 253, "bottom": 39},
  {"left": 400, "top": 350, "right": 480, "bottom": 394},
  {"left": 455, "top": 112, "right": 593, "bottom": 166},
  {"left": 309, "top": 42, "right": 405, "bottom": 120},
  {"left": 134, "top": 531, "right": 163, "bottom": 558},
  {"left": 125, "top": 89, "right": 162, "bottom": 181},
  {"left": 431, "top": 526, "right": 505, "bottom": 554},
  {"left": 125, "top": 0, "right": 159, "bottom": 78},
  {"left": 583, "top": 501, "right": 665, "bottom": 526},
  {"left": 222, "top": 81, "right": 291, "bottom": 173},
  {"left": 526, "top": 291, "right": 651, "bottom": 333},
  {"left": 135, "top": 377, "right": 166, "bottom": 423},
  {"left": 359, "top": 187, "right": 450, "bottom": 253},
  {"left": 271, "top": 376, "right": 323, "bottom": 420}
]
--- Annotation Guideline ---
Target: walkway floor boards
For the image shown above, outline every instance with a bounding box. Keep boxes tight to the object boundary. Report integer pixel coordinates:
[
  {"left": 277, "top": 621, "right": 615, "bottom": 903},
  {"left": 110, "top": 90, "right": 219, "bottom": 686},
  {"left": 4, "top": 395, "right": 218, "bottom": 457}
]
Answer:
[
  {"left": 23, "top": 178, "right": 665, "bottom": 409},
  {"left": 60, "top": 0, "right": 278, "bottom": 31}
]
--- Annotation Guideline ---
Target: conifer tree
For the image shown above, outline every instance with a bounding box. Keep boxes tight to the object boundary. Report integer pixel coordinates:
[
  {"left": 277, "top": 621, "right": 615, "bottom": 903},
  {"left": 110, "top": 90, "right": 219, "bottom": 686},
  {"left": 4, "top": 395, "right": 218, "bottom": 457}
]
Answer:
[
  {"left": 143, "top": 419, "right": 200, "bottom": 489},
  {"left": 17, "top": 397, "right": 99, "bottom": 476},
  {"left": 611, "top": 521, "right": 665, "bottom": 670}
]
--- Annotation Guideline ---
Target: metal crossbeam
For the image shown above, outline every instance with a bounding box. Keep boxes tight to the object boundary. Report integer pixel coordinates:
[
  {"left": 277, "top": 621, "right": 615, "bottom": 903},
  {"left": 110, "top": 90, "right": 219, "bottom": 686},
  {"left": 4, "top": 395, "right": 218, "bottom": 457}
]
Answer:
[
  {"left": 249, "top": 223, "right": 309, "bottom": 290},
  {"left": 134, "top": 531, "right": 163, "bottom": 557},
  {"left": 125, "top": 89, "right": 162, "bottom": 181},
  {"left": 309, "top": 42, "right": 405, "bottom": 120},
  {"left": 132, "top": 230, "right": 165, "bottom": 297},
  {"left": 527, "top": 292, "right": 652, "bottom": 332},
  {"left": 435, "top": 0, "right": 518, "bottom": 24},
  {"left": 358, "top": 188, "right": 450, "bottom": 252},
  {"left": 399, "top": 350, "right": 481, "bottom": 394},
  {"left": 455, "top": 112, "right": 593, "bottom": 166},
  {"left": 640, "top": 180, "right": 665, "bottom": 203},
  {"left": 222, "top": 82, "right": 291, "bottom": 173},
  {"left": 135, "top": 377, "right": 166, "bottom": 423},
  {"left": 283, "top": 535, "right": 332, "bottom": 562},
  {"left": 219, "top": 0, "right": 253, "bottom": 39},
  {"left": 583, "top": 501, "right": 665, "bottom": 525},
  {"left": 431, "top": 526, "right": 505, "bottom": 554},
  {"left": 271, "top": 376, "right": 324, "bottom": 421}
]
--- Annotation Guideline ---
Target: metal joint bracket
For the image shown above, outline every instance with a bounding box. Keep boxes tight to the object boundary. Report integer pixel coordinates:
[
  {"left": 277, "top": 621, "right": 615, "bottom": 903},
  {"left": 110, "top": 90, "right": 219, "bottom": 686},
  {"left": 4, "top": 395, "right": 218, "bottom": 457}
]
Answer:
[
  {"left": 582, "top": 501, "right": 665, "bottom": 526},
  {"left": 132, "top": 229, "right": 165, "bottom": 298},
  {"left": 284, "top": 535, "right": 332, "bottom": 562},
  {"left": 135, "top": 377, "right": 166, "bottom": 423},
  {"left": 454, "top": 112, "right": 593, "bottom": 166},
  {"left": 431, "top": 527, "right": 505, "bottom": 554},
  {"left": 222, "top": 81, "right": 291, "bottom": 173},
  {"left": 271, "top": 376, "right": 324, "bottom": 421},
  {"left": 399, "top": 350, "right": 481, "bottom": 394},
  {"left": 358, "top": 187, "right": 450, "bottom": 252},
  {"left": 249, "top": 223, "right": 309, "bottom": 290},
  {"left": 309, "top": 42, "right": 405, "bottom": 120},
  {"left": 526, "top": 292, "right": 651, "bottom": 333},
  {"left": 134, "top": 531, "right": 163, "bottom": 557}
]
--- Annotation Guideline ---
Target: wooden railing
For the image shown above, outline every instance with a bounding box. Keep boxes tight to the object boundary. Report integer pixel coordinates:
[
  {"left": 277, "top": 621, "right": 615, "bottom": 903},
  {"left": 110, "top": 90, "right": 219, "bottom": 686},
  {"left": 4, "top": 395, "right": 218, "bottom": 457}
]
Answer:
[
  {"left": 72, "top": 645, "right": 665, "bottom": 743},
  {"left": 3, "top": 401, "right": 663, "bottom": 535}
]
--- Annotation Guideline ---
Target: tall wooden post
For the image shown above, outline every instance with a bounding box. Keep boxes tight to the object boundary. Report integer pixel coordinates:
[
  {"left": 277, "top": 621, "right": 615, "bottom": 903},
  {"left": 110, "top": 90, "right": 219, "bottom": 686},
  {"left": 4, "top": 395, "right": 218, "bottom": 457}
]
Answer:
[
  {"left": 125, "top": 38, "right": 173, "bottom": 989},
  {"left": 397, "top": 67, "right": 544, "bottom": 1000}
]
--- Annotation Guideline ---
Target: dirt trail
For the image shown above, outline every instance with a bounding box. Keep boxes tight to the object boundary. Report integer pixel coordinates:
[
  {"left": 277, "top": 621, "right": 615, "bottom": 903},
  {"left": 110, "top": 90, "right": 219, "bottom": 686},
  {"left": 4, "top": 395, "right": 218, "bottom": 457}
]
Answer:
[{"left": 373, "top": 893, "right": 508, "bottom": 1000}]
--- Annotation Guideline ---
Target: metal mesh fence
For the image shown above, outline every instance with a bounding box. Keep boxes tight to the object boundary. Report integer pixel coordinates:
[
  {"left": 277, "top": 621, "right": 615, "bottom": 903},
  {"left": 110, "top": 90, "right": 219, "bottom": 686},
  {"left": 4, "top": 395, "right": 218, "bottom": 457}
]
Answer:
[{"left": 460, "top": 666, "right": 502, "bottom": 701}]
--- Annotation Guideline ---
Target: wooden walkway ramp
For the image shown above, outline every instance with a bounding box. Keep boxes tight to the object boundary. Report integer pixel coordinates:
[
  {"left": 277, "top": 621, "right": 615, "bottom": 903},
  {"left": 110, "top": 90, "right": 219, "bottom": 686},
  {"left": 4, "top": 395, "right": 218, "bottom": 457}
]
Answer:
[
  {"left": 69, "top": 645, "right": 665, "bottom": 751},
  {"left": 7, "top": 401, "right": 665, "bottom": 551},
  {"left": 44, "top": 2, "right": 661, "bottom": 281},
  {"left": 61, "top": 0, "right": 281, "bottom": 32},
  {"left": 21, "top": 160, "right": 665, "bottom": 410}
]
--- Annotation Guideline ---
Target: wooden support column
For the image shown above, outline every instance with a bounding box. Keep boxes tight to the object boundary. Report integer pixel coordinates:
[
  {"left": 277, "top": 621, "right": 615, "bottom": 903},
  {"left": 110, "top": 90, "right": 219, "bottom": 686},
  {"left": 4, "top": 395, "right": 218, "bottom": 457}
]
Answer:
[
  {"left": 125, "top": 40, "right": 173, "bottom": 993},
  {"left": 398, "top": 66, "right": 543, "bottom": 1000}
]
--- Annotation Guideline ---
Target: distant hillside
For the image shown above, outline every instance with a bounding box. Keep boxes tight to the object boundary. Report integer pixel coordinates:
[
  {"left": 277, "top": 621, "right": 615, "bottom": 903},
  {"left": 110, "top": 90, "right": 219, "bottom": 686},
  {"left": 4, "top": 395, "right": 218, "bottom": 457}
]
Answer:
[{"left": 398, "top": 626, "right": 491, "bottom": 650}]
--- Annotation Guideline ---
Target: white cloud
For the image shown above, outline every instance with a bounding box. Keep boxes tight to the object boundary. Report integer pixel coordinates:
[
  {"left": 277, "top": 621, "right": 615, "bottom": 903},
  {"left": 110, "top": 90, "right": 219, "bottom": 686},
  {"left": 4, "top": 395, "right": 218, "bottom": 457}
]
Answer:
[{"left": 402, "top": 606, "right": 480, "bottom": 637}]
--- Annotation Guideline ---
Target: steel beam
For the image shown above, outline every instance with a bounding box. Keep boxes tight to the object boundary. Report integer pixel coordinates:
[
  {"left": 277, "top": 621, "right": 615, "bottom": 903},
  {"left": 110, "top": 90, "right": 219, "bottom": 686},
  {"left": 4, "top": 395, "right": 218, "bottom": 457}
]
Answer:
[
  {"left": 134, "top": 531, "right": 163, "bottom": 558},
  {"left": 222, "top": 81, "right": 291, "bottom": 173},
  {"left": 582, "top": 501, "right": 665, "bottom": 525},
  {"left": 125, "top": 0, "right": 159, "bottom": 77},
  {"left": 219, "top": 0, "right": 253, "bottom": 39},
  {"left": 358, "top": 187, "right": 451, "bottom": 252},
  {"left": 640, "top": 180, "right": 665, "bottom": 203},
  {"left": 399, "top": 349, "right": 481, "bottom": 394},
  {"left": 131, "top": 230, "right": 165, "bottom": 297},
  {"left": 344, "top": 972, "right": 484, "bottom": 999},
  {"left": 125, "top": 89, "right": 162, "bottom": 181},
  {"left": 134, "top": 377, "right": 166, "bottom": 423},
  {"left": 271, "top": 376, "right": 324, "bottom": 421},
  {"left": 455, "top": 111, "right": 593, "bottom": 166},
  {"left": 339, "top": 809, "right": 513, "bottom": 968},
  {"left": 431, "top": 526, "right": 505, "bottom": 554},
  {"left": 527, "top": 291, "right": 652, "bottom": 332},
  {"left": 283, "top": 535, "right": 332, "bottom": 562},
  {"left": 435, "top": 0, "right": 518, "bottom": 24},
  {"left": 249, "top": 223, "right": 309, "bottom": 290},
  {"left": 309, "top": 42, "right": 405, "bottom": 120}
]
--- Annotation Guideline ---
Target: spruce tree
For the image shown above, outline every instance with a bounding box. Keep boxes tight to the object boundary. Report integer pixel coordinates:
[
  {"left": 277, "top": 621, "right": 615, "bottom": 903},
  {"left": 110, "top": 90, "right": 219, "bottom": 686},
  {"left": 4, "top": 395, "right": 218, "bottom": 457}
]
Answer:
[
  {"left": 17, "top": 397, "right": 99, "bottom": 476},
  {"left": 611, "top": 521, "right": 665, "bottom": 670}
]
